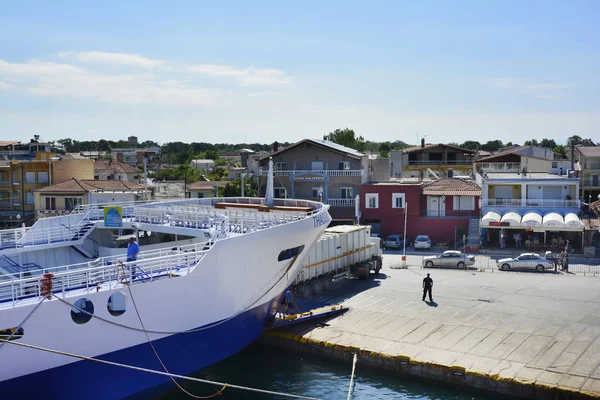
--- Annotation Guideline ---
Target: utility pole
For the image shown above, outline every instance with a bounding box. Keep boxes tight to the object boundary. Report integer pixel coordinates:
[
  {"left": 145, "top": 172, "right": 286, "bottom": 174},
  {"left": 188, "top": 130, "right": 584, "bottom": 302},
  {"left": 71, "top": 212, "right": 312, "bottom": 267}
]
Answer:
[{"left": 241, "top": 173, "right": 245, "bottom": 197}]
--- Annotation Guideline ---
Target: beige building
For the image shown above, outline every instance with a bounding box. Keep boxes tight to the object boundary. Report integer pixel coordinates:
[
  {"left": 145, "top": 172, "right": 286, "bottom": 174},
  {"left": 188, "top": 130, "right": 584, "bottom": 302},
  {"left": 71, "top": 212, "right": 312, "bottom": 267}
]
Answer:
[
  {"left": 34, "top": 178, "right": 147, "bottom": 218},
  {"left": 186, "top": 181, "right": 227, "bottom": 198},
  {"left": 575, "top": 146, "right": 600, "bottom": 203},
  {"left": 94, "top": 159, "right": 141, "bottom": 181},
  {"left": 257, "top": 138, "right": 368, "bottom": 222},
  {"left": 52, "top": 158, "right": 95, "bottom": 183}
]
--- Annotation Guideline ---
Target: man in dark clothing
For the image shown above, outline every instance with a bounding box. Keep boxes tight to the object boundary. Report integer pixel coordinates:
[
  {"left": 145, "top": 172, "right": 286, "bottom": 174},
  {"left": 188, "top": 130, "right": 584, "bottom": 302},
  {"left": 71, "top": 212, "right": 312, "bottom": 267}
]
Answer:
[{"left": 422, "top": 273, "right": 433, "bottom": 302}]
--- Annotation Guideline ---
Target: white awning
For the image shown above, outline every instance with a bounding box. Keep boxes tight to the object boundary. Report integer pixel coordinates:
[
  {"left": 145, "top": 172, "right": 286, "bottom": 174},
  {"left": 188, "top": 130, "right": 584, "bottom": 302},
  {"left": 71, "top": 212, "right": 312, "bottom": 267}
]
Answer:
[
  {"left": 481, "top": 211, "right": 501, "bottom": 226},
  {"left": 500, "top": 211, "right": 521, "bottom": 226},
  {"left": 542, "top": 212, "right": 564, "bottom": 227},
  {"left": 565, "top": 213, "right": 584, "bottom": 229},
  {"left": 521, "top": 212, "right": 542, "bottom": 227}
]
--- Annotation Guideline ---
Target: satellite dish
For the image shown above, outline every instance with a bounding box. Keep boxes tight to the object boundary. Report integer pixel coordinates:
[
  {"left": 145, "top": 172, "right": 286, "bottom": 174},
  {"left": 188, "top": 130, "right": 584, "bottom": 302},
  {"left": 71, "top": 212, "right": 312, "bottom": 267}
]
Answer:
[{"left": 16, "top": 214, "right": 21, "bottom": 220}]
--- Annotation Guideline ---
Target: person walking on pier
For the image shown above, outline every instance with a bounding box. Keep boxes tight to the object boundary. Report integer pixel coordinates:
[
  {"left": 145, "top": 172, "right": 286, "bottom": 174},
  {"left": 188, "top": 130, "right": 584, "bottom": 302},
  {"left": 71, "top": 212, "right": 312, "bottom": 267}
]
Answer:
[{"left": 422, "top": 273, "right": 433, "bottom": 302}]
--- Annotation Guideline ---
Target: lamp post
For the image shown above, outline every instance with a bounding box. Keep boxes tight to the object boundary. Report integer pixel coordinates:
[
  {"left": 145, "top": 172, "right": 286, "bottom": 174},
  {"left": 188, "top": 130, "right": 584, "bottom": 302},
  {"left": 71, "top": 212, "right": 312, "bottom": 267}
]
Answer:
[{"left": 403, "top": 202, "right": 408, "bottom": 256}]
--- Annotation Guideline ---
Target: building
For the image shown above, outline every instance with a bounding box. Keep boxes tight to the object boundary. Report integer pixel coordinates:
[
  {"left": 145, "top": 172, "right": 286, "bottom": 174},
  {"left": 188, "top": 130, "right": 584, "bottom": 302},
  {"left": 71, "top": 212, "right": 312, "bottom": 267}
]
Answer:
[
  {"left": 480, "top": 172, "right": 583, "bottom": 251},
  {"left": 151, "top": 181, "right": 186, "bottom": 199},
  {"left": 575, "top": 146, "right": 600, "bottom": 204},
  {"left": 474, "top": 145, "right": 567, "bottom": 176},
  {"left": 227, "top": 166, "right": 247, "bottom": 180},
  {"left": 34, "top": 178, "right": 147, "bottom": 218},
  {"left": 390, "top": 141, "right": 476, "bottom": 180},
  {"left": 257, "top": 138, "right": 368, "bottom": 223},
  {"left": 52, "top": 157, "right": 95, "bottom": 182},
  {"left": 189, "top": 159, "right": 215, "bottom": 173},
  {"left": 186, "top": 181, "right": 227, "bottom": 198},
  {"left": 94, "top": 159, "right": 141, "bottom": 181},
  {"left": 111, "top": 147, "right": 161, "bottom": 167},
  {"left": 360, "top": 178, "right": 481, "bottom": 244}
]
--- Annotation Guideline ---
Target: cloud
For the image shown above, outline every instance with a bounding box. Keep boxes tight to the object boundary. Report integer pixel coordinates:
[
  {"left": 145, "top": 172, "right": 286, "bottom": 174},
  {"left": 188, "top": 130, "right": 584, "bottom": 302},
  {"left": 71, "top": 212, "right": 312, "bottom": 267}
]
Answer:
[
  {"left": 537, "top": 95, "right": 559, "bottom": 99},
  {"left": 489, "top": 77, "right": 579, "bottom": 95},
  {"left": 0, "top": 59, "right": 219, "bottom": 106},
  {"left": 188, "top": 64, "right": 293, "bottom": 86},
  {"left": 488, "top": 78, "right": 514, "bottom": 89},
  {"left": 0, "top": 81, "right": 16, "bottom": 90},
  {"left": 59, "top": 51, "right": 163, "bottom": 68},
  {"left": 524, "top": 82, "right": 578, "bottom": 90}
]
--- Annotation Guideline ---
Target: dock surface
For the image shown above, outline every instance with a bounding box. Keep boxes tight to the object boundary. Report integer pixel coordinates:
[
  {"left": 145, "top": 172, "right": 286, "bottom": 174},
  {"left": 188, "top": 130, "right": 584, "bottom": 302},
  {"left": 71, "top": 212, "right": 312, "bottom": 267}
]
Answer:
[{"left": 265, "top": 254, "right": 600, "bottom": 399}]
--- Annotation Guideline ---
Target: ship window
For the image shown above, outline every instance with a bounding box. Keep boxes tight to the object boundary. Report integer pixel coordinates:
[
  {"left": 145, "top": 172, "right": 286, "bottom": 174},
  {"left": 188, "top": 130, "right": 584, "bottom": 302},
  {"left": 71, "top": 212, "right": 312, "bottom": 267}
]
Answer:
[
  {"left": 107, "top": 292, "right": 126, "bottom": 317},
  {"left": 71, "top": 298, "right": 94, "bottom": 324},
  {"left": 278, "top": 245, "right": 305, "bottom": 261},
  {"left": 0, "top": 327, "right": 24, "bottom": 341}
]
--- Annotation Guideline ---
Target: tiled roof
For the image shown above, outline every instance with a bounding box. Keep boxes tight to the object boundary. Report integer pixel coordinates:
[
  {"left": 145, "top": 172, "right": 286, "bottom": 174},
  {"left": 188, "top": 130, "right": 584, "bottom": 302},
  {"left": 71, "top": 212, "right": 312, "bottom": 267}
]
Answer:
[
  {"left": 590, "top": 199, "right": 600, "bottom": 212},
  {"left": 576, "top": 146, "right": 600, "bottom": 158},
  {"left": 475, "top": 146, "right": 529, "bottom": 162},
  {"left": 0, "top": 140, "right": 21, "bottom": 147},
  {"left": 259, "top": 138, "right": 364, "bottom": 161},
  {"left": 36, "top": 178, "right": 144, "bottom": 193},
  {"left": 186, "top": 181, "right": 227, "bottom": 190},
  {"left": 422, "top": 178, "right": 481, "bottom": 196},
  {"left": 94, "top": 160, "right": 141, "bottom": 174},
  {"left": 402, "top": 143, "right": 476, "bottom": 154}
]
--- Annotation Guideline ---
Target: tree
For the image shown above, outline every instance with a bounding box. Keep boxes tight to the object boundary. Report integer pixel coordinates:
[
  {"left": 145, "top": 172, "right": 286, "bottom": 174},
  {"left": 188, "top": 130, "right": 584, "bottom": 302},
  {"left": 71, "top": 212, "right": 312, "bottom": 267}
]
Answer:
[
  {"left": 553, "top": 145, "right": 567, "bottom": 158},
  {"left": 323, "top": 128, "right": 366, "bottom": 152},
  {"left": 459, "top": 141, "right": 481, "bottom": 150},
  {"left": 202, "top": 150, "right": 219, "bottom": 160},
  {"left": 379, "top": 142, "right": 392, "bottom": 158},
  {"left": 567, "top": 135, "right": 596, "bottom": 147},
  {"left": 481, "top": 140, "right": 503, "bottom": 152},
  {"left": 140, "top": 140, "right": 160, "bottom": 148},
  {"left": 539, "top": 138, "right": 557, "bottom": 149},
  {"left": 524, "top": 139, "right": 539, "bottom": 146},
  {"left": 97, "top": 139, "right": 111, "bottom": 153},
  {"left": 391, "top": 140, "right": 410, "bottom": 150},
  {"left": 153, "top": 165, "right": 200, "bottom": 183}
]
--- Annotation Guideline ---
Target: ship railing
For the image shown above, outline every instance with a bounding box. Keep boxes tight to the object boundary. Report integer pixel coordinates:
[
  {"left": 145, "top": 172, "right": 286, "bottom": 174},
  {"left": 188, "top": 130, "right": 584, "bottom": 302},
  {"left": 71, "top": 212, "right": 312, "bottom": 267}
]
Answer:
[
  {"left": 0, "top": 227, "right": 28, "bottom": 250},
  {"left": 0, "top": 250, "right": 211, "bottom": 307}
]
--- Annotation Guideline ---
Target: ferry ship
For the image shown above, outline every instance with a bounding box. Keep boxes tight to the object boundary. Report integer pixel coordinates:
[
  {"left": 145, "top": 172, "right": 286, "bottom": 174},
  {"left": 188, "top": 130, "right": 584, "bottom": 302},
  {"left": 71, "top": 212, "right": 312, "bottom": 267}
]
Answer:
[{"left": 0, "top": 162, "right": 331, "bottom": 399}]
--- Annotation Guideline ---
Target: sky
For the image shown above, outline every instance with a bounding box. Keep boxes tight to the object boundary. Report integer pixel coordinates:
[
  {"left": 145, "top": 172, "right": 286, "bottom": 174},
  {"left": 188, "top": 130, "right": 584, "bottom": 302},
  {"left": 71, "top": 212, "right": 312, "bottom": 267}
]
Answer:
[{"left": 1, "top": 1, "right": 599, "bottom": 146}]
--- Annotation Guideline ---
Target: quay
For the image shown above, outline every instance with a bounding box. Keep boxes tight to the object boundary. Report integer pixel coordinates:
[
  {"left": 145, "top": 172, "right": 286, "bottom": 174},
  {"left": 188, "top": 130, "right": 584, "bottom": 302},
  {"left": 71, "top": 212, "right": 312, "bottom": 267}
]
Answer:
[{"left": 263, "top": 254, "right": 600, "bottom": 399}]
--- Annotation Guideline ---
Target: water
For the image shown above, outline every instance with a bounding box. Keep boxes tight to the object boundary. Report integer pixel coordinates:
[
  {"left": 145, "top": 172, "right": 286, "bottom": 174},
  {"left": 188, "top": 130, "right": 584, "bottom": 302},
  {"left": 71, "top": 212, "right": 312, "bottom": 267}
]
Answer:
[{"left": 148, "top": 342, "right": 505, "bottom": 400}]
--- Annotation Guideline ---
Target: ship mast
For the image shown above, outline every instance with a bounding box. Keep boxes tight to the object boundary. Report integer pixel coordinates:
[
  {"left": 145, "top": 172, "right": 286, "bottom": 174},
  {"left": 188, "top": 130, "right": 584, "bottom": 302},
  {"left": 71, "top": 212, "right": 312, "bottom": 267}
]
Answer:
[{"left": 265, "top": 157, "right": 275, "bottom": 207}]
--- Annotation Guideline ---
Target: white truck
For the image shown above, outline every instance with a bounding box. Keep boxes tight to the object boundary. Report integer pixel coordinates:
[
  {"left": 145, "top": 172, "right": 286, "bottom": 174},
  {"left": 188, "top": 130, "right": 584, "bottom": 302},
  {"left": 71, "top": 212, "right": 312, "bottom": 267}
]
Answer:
[{"left": 292, "top": 225, "right": 383, "bottom": 299}]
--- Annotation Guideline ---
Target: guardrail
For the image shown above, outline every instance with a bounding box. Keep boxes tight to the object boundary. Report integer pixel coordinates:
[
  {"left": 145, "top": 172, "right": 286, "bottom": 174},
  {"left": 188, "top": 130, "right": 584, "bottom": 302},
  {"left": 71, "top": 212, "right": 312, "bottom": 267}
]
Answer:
[
  {"left": 258, "top": 169, "right": 363, "bottom": 177},
  {"left": 407, "top": 160, "right": 472, "bottom": 166},
  {"left": 327, "top": 198, "right": 355, "bottom": 207},
  {"left": 483, "top": 199, "right": 580, "bottom": 208}
]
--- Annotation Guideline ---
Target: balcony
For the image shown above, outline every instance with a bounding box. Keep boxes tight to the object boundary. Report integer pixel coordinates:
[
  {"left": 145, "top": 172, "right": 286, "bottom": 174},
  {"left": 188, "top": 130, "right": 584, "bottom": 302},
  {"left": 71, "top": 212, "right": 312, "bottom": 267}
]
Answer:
[
  {"left": 326, "top": 198, "right": 355, "bottom": 207},
  {"left": 419, "top": 210, "right": 479, "bottom": 218},
  {"left": 407, "top": 160, "right": 472, "bottom": 166},
  {"left": 483, "top": 199, "right": 580, "bottom": 208},
  {"left": 259, "top": 169, "right": 362, "bottom": 177},
  {"left": 477, "top": 162, "right": 521, "bottom": 172},
  {"left": 0, "top": 180, "right": 9, "bottom": 187}
]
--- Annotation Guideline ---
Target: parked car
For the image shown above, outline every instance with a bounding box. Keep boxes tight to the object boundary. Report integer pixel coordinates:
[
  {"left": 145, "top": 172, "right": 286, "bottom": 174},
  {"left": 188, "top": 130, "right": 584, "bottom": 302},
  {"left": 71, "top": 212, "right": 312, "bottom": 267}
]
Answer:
[
  {"left": 422, "top": 250, "right": 476, "bottom": 268},
  {"left": 385, "top": 234, "right": 410, "bottom": 249},
  {"left": 413, "top": 235, "right": 432, "bottom": 250},
  {"left": 496, "top": 253, "right": 555, "bottom": 272}
]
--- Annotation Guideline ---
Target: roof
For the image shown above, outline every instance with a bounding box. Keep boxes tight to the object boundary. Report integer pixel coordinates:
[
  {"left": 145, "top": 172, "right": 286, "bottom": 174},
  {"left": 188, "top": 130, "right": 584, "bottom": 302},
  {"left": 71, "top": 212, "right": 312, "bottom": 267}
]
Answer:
[
  {"left": 422, "top": 178, "right": 481, "bottom": 196},
  {"left": 0, "top": 141, "right": 21, "bottom": 147},
  {"left": 259, "top": 138, "right": 365, "bottom": 161},
  {"left": 483, "top": 172, "right": 575, "bottom": 180},
  {"left": 402, "top": 143, "right": 476, "bottom": 154},
  {"left": 576, "top": 146, "right": 600, "bottom": 158},
  {"left": 186, "top": 180, "right": 228, "bottom": 190},
  {"left": 94, "top": 159, "right": 141, "bottom": 174},
  {"left": 475, "top": 146, "right": 529, "bottom": 162},
  {"left": 35, "top": 178, "right": 145, "bottom": 193},
  {"left": 590, "top": 199, "right": 600, "bottom": 211}
]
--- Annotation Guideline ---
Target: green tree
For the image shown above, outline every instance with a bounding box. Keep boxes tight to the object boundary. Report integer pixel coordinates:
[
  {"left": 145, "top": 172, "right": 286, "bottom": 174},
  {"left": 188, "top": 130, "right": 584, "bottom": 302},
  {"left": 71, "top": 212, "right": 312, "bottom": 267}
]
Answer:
[
  {"left": 97, "top": 139, "right": 111, "bottom": 153},
  {"left": 323, "top": 128, "right": 366, "bottom": 152},
  {"left": 391, "top": 140, "right": 410, "bottom": 150},
  {"left": 459, "top": 141, "right": 481, "bottom": 150},
  {"left": 153, "top": 165, "right": 200, "bottom": 183},
  {"left": 202, "top": 150, "right": 219, "bottom": 160},
  {"left": 524, "top": 139, "right": 539, "bottom": 146},
  {"left": 539, "top": 138, "right": 557, "bottom": 149},
  {"left": 481, "top": 140, "right": 503, "bottom": 152},
  {"left": 379, "top": 142, "right": 392, "bottom": 158},
  {"left": 567, "top": 135, "right": 596, "bottom": 147},
  {"left": 553, "top": 145, "right": 567, "bottom": 158}
]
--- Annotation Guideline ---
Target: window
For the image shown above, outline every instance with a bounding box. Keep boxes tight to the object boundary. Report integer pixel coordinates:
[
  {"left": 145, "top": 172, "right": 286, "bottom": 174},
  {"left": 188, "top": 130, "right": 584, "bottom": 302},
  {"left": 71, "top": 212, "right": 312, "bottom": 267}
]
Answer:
[
  {"left": 340, "top": 187, "right": 353, "bottom": 199},
  {"left": 45, "top": 197, "right": 56, "bottom": 210},
  {"left": 392, "top": 193, "right": 405, "bottom": 208},
  {"left": 312, "top": 187, "right": 323, "bottom": 199},
  {"left": 71, "top": 298, "right": 94, "bottom": 324},
  {"left": 277, "top": 245, "right": 305, "bottom": 261},
  {"left": 453, "top": 196, "right": 475, "bottom": 211},
  {"left": 338, "top": 161, "right": 350, "bottom": 170},
  {"left": 38, "top": 172, "right": 49, "bottom": 183},
  {"left": 274, "top": 187, "right": 287, "bottom": 198},
  {"left": 26, "top": 192, "right": 34, "bottom": 205},
  {"left": 25, "top": 172, "right": 36, "bottom": 183},
  {"left": 275, "top": 162, "right": 287, "bottom": 170},
  {"left": 311, "top": 160, "right": 324, "bottom": 170},
  {"left": 65, "top": 197, "right": 82, "bottom": 210},
  {"left": 366, "top": 193, "right": 379, "bottom": 208},
  {"left": 551, "top": 161, "right": 558, "bottom": 168},
  {"left": 196, "top": 193, "right": 205, "bottom": 198}
]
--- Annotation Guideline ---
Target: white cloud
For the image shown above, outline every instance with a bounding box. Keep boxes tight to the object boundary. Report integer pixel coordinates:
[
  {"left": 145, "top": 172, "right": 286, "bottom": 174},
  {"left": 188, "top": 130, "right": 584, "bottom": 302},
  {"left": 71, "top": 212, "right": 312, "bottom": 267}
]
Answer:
[
  {"left": 0, "top": 59, "right": 219, "bottom": 106},
  {"left": 0, "top": 81, "right": 16, "bottom": 90},
  {"left": 59, "top": 51, "right": 163, "bottom": 68},
  {"left": 488, "top": 78, "right": 514, "bottom": 88},
  {"left": 188, "top": 64, "right": 293, "bottom": 86},
  {"left": 524, "top": 82, "right": 578, "bottom": 90}
]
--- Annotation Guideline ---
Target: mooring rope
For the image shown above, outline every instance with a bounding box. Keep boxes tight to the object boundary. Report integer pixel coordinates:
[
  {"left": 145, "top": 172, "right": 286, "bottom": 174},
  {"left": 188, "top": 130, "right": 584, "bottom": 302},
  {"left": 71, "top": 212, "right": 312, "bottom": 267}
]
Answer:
[
  {"left": 0, "top": 339, "right": 320, "bottom": 400},
  {"left": 0, "top": 296, "right": 45, "bottom": 352},
  {"left": 346, "top": 353, "right": 358, "bottom": 400}
]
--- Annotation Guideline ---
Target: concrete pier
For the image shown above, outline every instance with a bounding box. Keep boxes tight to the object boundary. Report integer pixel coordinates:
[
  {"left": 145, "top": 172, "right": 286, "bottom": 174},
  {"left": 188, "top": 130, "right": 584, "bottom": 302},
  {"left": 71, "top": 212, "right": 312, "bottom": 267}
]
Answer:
[{"left": 264, "top": 254, "right": 600, "bottom": 399}]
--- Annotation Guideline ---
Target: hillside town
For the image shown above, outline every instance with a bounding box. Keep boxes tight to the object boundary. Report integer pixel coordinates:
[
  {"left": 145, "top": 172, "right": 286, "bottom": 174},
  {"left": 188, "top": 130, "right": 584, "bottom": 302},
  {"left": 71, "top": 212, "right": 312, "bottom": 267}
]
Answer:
[{"left": 1, "top": 132, "right": 599, "bottom": 258}]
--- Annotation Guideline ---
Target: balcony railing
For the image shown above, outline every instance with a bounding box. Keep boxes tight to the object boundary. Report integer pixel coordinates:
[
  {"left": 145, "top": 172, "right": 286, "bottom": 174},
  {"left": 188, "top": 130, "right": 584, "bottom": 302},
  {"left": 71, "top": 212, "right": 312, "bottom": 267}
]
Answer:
[
  {"left": 483, "top": 199, "right": 580, "bottom": 208},
  {"left": 0, "top": 181, "right": 10, "bottom": 187},
  {"left": 419, "top": 210, "right": 479, "bottom": 218},
  {"left": 585, "top": 163, "right": 600, "bottom": 170},
  {"left": 407, "top": 160, "right": 472, "bottom": 166},
  {"left": 326, "top": 198, "right": 355, "bottom": 207},
  {"left": 477, "top": 162, "right": 521, "bottom": 172},
  {"left": 259, "top": 169, "right": 362, "bottom": 177}
]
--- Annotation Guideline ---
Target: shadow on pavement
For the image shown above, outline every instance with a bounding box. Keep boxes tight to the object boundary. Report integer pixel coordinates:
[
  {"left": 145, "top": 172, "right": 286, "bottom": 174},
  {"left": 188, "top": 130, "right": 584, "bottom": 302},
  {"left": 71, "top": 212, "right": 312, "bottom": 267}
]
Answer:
[{"left": 425, "top": 301, "right": 438, "bottom": 307}]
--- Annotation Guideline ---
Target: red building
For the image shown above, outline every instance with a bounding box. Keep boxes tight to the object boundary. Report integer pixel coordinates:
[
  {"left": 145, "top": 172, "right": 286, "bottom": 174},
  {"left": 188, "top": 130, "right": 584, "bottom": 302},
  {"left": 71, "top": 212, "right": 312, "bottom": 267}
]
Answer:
[{"left": 360, "top": 178, "right": 481, "bottom": 243}]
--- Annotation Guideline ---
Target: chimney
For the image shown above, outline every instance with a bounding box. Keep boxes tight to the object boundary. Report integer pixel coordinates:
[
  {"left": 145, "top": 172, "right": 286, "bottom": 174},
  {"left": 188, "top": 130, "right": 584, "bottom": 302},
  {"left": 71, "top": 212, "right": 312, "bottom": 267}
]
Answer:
[
  {"left": 421, "top": 138, "right": 425, "bottom": 148},
  {"left": 273, "top": 141, "right": 279, "bottom": 153}
]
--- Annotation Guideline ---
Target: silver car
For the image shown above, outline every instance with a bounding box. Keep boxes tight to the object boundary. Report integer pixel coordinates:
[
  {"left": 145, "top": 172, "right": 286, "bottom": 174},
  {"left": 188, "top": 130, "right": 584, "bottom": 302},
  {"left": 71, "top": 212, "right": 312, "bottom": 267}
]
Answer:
[
  {"left": 496, "top": 253, "right": 555, "bottom": 272},
  {"left": 422, "top": 250, "right": 476, "bottom": 268}
]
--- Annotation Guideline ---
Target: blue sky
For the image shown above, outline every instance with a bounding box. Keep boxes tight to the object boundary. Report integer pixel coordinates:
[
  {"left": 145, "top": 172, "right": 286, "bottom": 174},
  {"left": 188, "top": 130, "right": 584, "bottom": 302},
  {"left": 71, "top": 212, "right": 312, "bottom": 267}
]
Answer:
[{"left": 1, "top": 1, "right": 598, "bottom": 146}]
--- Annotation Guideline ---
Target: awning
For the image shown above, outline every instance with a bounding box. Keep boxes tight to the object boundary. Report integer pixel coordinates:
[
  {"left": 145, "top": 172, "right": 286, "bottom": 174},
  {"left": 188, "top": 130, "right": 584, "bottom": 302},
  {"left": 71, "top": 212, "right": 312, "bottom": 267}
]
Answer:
[
  {"left": 564, "top": 213, "right": 584, "bottom": 229},
  {"left": 542, "top": 212, "right": 565, "bottom": 227},
  {"left": 500, "top": 211, "right": 521, "bottom": 226},
  {"left": 521, "top": 211, "right": 542, "bottom": 227},
  {"left": 481, "top": 211, "right": 501, "bottom": 226}
]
